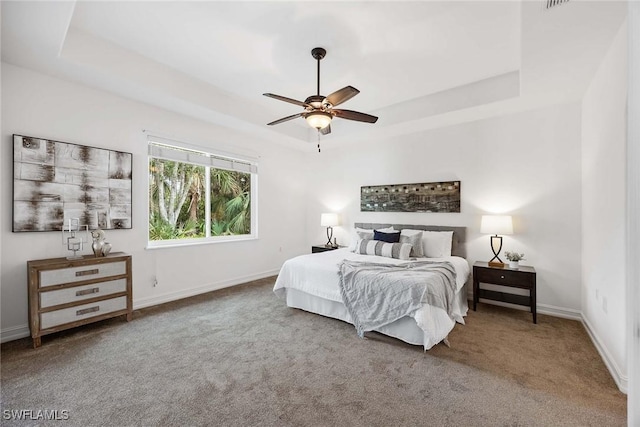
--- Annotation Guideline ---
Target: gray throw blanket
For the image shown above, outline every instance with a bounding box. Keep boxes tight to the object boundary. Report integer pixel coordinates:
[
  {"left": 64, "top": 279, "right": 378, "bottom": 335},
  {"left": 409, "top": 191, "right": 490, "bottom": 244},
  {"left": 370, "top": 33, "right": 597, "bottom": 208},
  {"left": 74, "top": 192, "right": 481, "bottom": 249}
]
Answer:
[{"left": 338, "top": 260, "right": 457, "bottom": 338}]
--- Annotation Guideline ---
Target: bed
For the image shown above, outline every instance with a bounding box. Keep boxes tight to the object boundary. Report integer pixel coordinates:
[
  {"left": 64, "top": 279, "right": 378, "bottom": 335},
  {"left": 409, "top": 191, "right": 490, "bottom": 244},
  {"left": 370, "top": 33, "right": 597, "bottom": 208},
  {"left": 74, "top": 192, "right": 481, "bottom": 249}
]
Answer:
[{"left": 273, "top": 223, "right": 470, "bottom": 349}]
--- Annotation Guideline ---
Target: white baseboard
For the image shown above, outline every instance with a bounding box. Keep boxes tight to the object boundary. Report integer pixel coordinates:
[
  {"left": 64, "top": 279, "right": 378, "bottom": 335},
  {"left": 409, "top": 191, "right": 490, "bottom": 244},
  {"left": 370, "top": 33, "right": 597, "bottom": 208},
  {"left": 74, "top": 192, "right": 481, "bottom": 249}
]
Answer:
[
  {"left": 133, "top": 269, "right": 279, "bottom": 310},
  {"left": 467, "top": 293, "right": 583, "bottom": 321},
  {"left": 1, "top": 269, "right": 279, "bottom": 344},
  {"left": 537, "top": 303, "right": 582, "bottom": 321},
  {"left": 581, "top": 315, "right": 628, "bottom": 394},
  {"left": 1, "top": 324, "right": 30, "bottom": 343}
]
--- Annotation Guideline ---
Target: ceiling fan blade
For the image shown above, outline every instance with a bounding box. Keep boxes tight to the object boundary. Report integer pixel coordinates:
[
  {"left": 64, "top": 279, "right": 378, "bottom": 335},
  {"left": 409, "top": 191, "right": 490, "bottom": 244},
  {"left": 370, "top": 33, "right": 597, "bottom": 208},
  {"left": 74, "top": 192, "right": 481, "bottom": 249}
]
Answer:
[
  {"left": 320, "top": 124, "right": 331, "bottom": 135},
  {"left": 263, "top": 93, "right": 310, "bottom": 108},
  {"left": 267, "top": 113, "right": 303, "bottom": 126},
  {"left": 332, "top": 109, "right": 378, "bottom": 123},
  {"left": 325, "top": 86, "right": 360, "bottom": 107}
]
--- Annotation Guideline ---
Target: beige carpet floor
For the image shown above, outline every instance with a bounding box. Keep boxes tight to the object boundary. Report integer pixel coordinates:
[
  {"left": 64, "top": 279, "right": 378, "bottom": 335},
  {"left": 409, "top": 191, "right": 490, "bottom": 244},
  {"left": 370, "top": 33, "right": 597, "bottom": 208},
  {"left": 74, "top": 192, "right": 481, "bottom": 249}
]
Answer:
[{"left": 1, "top": 277, "right": 626, "bottom": 426}]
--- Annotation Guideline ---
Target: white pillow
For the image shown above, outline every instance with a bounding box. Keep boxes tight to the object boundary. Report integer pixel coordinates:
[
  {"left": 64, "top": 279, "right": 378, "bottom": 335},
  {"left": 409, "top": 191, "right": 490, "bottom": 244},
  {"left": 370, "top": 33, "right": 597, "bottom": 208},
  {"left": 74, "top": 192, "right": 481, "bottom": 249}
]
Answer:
[
  {"left": 348, "top": 227, "right": 394, "bottom": 251},
  {"left": 422, "top": 231, "right": 453, "bottom": 258},
  {"left": 354, "top": 239, "right": 412, "bottom": 260},
  {"left": 397, "top": 229, "right": 424, "bottom": 258}
]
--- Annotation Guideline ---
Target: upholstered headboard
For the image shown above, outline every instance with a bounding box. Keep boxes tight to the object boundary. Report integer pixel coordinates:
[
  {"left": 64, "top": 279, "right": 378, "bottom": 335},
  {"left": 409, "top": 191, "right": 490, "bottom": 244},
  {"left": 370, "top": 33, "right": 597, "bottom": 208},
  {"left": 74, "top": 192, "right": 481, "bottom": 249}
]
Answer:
[{"left": 354, "top": 223, "right": 467, "bottom": 258}]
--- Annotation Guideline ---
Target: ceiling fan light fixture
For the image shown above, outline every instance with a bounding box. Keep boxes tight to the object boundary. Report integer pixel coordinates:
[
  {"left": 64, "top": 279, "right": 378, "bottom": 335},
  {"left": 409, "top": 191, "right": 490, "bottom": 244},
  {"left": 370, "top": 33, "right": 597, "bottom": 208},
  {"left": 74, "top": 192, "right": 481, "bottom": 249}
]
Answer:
[{"left": 305, "top": 111, "right": 332, "bottom": 129}]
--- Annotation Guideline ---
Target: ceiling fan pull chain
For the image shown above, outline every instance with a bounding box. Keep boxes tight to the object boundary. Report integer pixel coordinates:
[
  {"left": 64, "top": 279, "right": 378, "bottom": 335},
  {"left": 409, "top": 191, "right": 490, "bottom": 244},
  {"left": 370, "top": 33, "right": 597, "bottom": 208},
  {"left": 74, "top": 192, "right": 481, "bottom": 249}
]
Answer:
[{"left": 317, "top": 130, "right": 321, "bottom": 153}]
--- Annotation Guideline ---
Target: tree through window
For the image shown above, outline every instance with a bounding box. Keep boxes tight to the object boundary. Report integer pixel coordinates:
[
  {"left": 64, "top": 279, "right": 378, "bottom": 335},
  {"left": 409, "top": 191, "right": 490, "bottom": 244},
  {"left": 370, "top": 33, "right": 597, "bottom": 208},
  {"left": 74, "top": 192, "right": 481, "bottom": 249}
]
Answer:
[{"left": 148, "top": 138, "right": 257, "bottom": 245}]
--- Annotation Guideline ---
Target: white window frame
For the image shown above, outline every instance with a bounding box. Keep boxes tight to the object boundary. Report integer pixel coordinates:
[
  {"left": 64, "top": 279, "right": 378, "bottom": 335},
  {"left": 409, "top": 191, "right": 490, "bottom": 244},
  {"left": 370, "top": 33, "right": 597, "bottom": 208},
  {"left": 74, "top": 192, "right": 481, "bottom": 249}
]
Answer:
[{"left": 147, "top": 136, "right": 258, "bottom": 249}]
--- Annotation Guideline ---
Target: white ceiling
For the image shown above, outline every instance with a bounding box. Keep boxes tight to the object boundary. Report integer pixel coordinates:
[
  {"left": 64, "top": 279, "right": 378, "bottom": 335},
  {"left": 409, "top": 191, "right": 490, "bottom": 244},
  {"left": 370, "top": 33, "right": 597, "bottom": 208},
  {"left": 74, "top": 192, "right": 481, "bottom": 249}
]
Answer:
[{"left": 1, "top": 1, "right": 628, "bottom": 151}]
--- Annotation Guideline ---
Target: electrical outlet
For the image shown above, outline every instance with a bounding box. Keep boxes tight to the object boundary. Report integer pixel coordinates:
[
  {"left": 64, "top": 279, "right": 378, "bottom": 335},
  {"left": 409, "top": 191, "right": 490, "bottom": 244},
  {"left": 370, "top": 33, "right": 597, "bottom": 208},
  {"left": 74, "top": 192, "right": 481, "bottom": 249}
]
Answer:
[
  {"left": 153, "top": 277, "right": 158, "bottom": 287},
  {"left": 602, "top": 296, "right": 607, "bottom": 313}
]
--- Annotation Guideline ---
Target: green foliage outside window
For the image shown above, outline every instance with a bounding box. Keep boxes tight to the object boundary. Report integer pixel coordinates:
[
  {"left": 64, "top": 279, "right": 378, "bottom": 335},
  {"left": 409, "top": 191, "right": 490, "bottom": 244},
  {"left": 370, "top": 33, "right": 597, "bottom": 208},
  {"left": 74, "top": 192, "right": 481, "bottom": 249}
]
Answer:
[{"left": 149, "top": 158, "right": 251, "bottom": 241}]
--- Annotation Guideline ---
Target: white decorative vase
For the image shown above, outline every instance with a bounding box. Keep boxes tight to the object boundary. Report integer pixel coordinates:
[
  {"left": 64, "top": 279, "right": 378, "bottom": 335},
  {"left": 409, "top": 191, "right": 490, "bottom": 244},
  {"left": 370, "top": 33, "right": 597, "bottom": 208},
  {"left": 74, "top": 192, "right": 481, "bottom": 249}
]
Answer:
[{"left": 509, "top": 260, "right": 519, "bottom": 269}]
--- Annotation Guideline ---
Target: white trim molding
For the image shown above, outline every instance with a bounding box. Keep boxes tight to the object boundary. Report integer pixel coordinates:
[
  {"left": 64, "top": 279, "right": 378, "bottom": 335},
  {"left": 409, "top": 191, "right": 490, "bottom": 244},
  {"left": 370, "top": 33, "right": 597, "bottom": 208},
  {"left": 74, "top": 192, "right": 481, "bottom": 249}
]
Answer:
[
  {"left": 582, "top": 315, "right": 628, "bottom": 394},
  {"left": 537, "top": 303, "right": 582, "bottom": 321},
  {"left": 133, "top": 269, "right": 279, "bottom": 310},
  {"left": 1, "top": 324, "right": 30, "bottom": 343}
]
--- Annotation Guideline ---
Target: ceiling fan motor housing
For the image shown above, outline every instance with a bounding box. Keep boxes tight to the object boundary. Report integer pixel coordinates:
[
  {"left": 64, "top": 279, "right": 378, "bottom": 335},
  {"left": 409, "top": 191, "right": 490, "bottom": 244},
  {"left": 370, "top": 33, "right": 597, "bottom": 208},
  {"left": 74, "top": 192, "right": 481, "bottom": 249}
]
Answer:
[{"left": 304, "top": 95, "right": 329, "bottom": 110}]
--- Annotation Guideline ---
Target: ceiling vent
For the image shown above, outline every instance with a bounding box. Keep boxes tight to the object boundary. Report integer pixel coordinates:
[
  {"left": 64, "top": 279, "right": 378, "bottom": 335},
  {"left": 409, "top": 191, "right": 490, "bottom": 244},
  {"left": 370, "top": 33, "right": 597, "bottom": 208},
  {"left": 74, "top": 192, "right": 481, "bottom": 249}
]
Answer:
[{"left": 546, "top": 0, "right": 570, "bottom": 9}]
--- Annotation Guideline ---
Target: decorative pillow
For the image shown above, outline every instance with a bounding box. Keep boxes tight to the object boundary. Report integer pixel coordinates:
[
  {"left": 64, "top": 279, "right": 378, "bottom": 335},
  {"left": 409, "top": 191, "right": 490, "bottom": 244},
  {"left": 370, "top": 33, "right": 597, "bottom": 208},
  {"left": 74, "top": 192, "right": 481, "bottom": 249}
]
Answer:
[
  {"left": 422, "top": 231, "right": 454, "bottom": 258},
  {"left": 398, "top": 230, "right": 424, "bottom": 258},
  {"left": 354, "top": 239, "right": 412, "bottom": 260},
  {"left": 349, "top": 227, "right": 394, "bottom": 251},
  {"left": 373, "top": 230, "right": 401, "bottom": 243}
]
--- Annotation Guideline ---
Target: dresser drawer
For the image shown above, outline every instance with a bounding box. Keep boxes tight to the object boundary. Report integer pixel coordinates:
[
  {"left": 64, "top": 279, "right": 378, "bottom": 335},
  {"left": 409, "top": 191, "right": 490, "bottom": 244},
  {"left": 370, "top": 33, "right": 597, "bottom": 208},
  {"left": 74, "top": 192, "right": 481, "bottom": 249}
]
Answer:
[
  {"left": 475, "top": 268, "right": 534, "bottom": 288},
  {"left": 39, "top": 261, "right": 126, "bottom": 288},
  {"left": 40, "top": 279, "right": 127, "bottom": 308},
  {"left": 40, "top": 296, "right": 127, "bottom": 330}
]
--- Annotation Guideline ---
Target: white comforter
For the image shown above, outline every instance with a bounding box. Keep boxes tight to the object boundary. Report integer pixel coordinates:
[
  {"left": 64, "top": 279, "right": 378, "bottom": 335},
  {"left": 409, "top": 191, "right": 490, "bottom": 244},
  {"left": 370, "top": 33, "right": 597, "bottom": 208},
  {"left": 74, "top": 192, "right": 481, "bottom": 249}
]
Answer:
[{"left": 274, "top": 248, "right": 470, "bottom": 348}]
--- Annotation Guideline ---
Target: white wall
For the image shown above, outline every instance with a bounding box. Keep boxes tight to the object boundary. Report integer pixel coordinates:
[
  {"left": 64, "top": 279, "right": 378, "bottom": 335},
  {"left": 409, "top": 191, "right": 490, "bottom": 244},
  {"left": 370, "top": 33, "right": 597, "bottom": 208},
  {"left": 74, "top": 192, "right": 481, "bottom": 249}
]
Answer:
[
  {"left": 581, "top": 22, "right": 628, "bottom": 390},
  {"left": 306, "top": 103, "right": 583, "bottom": 315},
  {"left": 627, "top": 1, "right": 640, "bottom": 421},
  {"left": 0, "top": 63, "right": 308, "bottom": 340}
]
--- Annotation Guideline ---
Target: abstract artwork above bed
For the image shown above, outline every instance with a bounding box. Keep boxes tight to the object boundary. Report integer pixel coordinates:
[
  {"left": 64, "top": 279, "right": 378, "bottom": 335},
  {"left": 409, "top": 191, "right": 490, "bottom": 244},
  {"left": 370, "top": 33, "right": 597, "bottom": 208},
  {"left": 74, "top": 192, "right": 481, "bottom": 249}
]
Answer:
[
  {"left": 12, "top": 135, "right": 132, "bottom": 232},
  {"left": 360, "top": 181, "right": 460, "bottom": 213}
]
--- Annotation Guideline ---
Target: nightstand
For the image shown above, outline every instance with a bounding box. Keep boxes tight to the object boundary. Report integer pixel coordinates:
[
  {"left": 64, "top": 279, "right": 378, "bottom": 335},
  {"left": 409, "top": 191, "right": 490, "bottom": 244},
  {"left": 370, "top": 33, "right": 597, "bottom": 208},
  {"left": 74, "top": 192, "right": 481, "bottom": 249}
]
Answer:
[
  {"left": 311, "top": 245, "right": 340, "bottom": 254},
  {"left": 473, "top": 261, "right": 537, "bottom": 323}
]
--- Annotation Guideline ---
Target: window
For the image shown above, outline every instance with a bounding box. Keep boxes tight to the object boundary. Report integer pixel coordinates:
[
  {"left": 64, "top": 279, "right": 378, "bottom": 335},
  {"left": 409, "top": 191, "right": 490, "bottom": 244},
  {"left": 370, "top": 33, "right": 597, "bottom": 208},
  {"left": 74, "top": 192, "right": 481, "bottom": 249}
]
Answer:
[{"left": 147, "top": 137, "right": 257, "bottom": 246}]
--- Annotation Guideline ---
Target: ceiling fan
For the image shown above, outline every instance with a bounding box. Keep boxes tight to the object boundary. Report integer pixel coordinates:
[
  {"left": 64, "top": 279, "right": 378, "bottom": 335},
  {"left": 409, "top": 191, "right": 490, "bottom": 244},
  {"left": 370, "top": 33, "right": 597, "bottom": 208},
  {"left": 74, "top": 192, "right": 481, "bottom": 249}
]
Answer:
[{"left": 263, "top": 47, "right": 378, "bottom": 136}]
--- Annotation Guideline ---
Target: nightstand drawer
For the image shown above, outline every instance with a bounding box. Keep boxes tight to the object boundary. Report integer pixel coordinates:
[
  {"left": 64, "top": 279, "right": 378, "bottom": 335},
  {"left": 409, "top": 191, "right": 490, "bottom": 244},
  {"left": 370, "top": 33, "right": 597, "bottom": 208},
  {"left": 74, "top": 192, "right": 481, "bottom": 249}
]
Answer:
[{"left": 475, "top": 268, "right": 534, "bottom": 289}]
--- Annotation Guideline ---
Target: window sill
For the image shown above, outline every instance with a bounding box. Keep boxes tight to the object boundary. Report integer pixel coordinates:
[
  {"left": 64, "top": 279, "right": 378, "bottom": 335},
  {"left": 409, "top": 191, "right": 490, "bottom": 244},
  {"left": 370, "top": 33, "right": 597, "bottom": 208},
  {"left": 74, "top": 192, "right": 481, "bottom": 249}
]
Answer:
[{"left": 145, "top": 235, "right": 257, "bottom": 250}]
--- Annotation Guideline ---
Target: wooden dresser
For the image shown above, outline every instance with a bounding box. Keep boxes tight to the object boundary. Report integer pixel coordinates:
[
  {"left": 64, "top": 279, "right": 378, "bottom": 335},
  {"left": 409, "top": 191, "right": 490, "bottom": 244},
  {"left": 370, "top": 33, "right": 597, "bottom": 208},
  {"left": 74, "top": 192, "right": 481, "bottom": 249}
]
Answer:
[{"left": 27, "top": 253, "right": 132, "bottom": 348}]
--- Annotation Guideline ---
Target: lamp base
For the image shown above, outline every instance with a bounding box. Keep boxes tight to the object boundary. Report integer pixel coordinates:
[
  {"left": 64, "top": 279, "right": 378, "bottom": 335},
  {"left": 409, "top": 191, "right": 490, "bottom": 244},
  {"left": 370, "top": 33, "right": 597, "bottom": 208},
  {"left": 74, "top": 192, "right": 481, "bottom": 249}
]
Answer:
[
  {"left": 488, "top": 261, "right": 505, "bottom": 268},
  {"left": 325, "top": 226, "right": 334, "bottom": 247}
]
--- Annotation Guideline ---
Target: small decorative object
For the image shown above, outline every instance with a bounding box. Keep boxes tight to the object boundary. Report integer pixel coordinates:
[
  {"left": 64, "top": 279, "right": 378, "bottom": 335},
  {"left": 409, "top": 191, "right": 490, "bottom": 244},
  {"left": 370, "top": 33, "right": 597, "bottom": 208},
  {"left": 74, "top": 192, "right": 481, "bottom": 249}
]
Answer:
[
  {"left": 321, "top": 213, "right": 340, "bottom": 247},
  {"left": 91, "top": 229, "right": 107, "bottom": 257},
  {"left": 480, "top": 215, "right": 513, "bottom": 267},
  {"left": 505, "top": 251, "right": 525, "bottom": 269},
  {"left": 332, "top": 237, "right": 338, "bottom": 249},
  {"left": 102, "top": 242, "right": 112, "bottom": 256},
  {"left": 361, "top": 181, "right": 460, "bottom": 213},
  {"left": 61, "top": 218, "right": 89, "bottom": 259}
]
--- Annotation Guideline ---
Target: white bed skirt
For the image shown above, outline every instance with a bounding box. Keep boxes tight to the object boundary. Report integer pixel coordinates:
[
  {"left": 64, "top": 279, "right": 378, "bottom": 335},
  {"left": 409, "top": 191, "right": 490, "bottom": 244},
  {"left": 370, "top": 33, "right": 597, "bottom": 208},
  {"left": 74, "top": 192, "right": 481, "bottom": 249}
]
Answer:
[{"left": 284, "top": 284, "right": 469, "bottom": 349}]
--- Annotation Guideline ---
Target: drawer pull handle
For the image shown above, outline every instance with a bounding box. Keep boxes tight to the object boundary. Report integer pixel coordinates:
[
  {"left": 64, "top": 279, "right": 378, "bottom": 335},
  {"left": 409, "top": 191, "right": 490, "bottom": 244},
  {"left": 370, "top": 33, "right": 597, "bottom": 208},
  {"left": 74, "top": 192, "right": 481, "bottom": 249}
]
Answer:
[
  {"left": 76, "top": 306, "right": 99, "bottom": 316},
  {"left": 501, "top": 276, "right": 505, "bottom": 279},
  {"left": 76, "top": 269, "right": 99, "bottom": 277},
  {"left": 76, "top": 287, "right": 99, "bottom": 297}
]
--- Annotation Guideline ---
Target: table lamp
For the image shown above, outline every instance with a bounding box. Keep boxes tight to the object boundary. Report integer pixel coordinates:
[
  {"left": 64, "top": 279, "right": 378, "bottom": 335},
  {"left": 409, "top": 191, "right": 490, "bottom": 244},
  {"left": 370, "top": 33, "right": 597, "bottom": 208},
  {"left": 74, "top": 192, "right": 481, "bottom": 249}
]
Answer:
[
  {"left": 480, "top": 215, "right": 513, "bottom": 267},
  {"left": 321, "top": 213, "right": 339, "bottom": 247}
]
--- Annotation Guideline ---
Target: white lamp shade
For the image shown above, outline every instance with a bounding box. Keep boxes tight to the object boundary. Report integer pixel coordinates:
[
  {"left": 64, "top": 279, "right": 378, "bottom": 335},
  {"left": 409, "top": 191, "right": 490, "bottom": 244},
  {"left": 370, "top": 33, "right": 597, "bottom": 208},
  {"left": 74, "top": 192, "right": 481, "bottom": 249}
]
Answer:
[
  {"left": 306, "top": 112, "right": 332, "bottom": 129},
  {"left": 320, "top": 213, "right": 339, "bottom": 227},
  {"left": 480, "top": 215, "right": 513, "bottom": 235}
]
